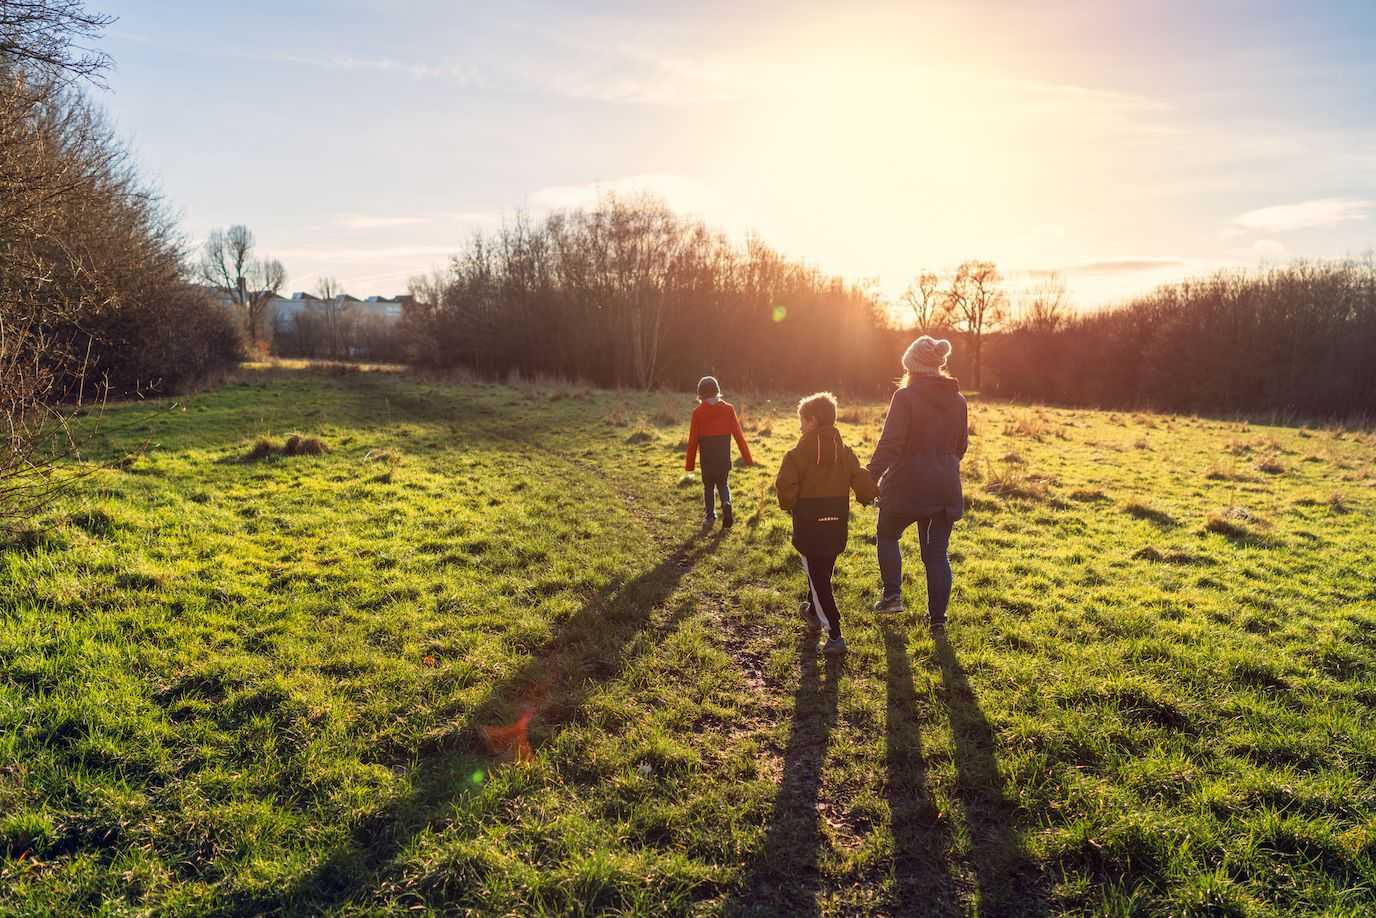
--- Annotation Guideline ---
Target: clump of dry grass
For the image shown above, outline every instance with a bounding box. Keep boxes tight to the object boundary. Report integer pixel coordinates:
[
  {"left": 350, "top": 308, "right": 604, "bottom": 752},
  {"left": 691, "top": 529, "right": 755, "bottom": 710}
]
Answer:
[
  {"left": 1001, "top": 451, "right": 1026, "bottom": 465},
  {"left": 1225, "top": 439, "right": 1252, "bottom": 455},
  {"left": 364, "top": 448, "right": 401, "bottom": 465},
  {"left": 1204, "top": 506, "right": 1274, "bottom": 544},
  {"left": 1327, "top": 492, "right": 1349, "bottom": 514},
  {"left": 606, "top": 402, "right": 631, "bottom": 427},
  {"left": 984, "top": 461, "right": 1051, "bottom": 501},
  {"left": 283, "top": 435, "right": 328, "bottom": 456},
  {"left": 625, "top": 422, "right": 655, "bottom": 445},
  {"left": 1003, "top": 411, "right": 1048, "bottom": 441},
  {"left": 243, "top": 438, "right": 280, "bottom": 462},
  {"left": 651, "top": 394, "right": 679, "bottom": 427},
  {"left": 1134, "top": 436, "right": 1151, "bottom": 450},
  {"left": 1205, "top": 460, "right": 1254, "bottom": 482},
  {"left": 1124, "top": 501, "right": 1176, "bottom": 527},
  {"left": 1255, "top": 454, "right": 1286, "bottom": 475},
  {"left": 243, "top": 434, "right": 327, "bottom": 461},
  {"left": 1069, "top": 487, "right": 1109, "bottom": 502}
]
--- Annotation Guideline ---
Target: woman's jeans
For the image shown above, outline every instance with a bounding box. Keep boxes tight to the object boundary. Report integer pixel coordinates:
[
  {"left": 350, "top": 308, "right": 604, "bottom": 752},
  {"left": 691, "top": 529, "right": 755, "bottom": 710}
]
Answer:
[{"left": 877, "top": 510, "right": 953, "bottom": 621}]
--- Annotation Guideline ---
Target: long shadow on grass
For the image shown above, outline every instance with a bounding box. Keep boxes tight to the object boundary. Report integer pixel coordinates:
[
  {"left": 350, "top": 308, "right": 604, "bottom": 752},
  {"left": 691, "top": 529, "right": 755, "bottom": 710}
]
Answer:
[
  {"left": 932, "top": 632, "right": 1047, "bottom": 915},
  {"left": 882, "top": 621, "right": 959, "bottom": 914},
  {"left": 725, "top": 635, "right": 842, "bottom": 917},
  {"left": 237, "top": 529, "right": 724, "bottom": 915}
]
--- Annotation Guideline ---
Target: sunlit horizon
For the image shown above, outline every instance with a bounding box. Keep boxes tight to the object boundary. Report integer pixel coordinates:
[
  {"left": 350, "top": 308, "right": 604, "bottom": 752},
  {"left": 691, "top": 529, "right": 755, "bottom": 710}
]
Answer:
[{"left": 103, "top": 0, "right": 1376, "bottom": 311}]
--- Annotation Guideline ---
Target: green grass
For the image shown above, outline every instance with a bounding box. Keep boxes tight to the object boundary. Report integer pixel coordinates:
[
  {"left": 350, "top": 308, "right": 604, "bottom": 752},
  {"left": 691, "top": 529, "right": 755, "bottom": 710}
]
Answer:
[{"left": 3, "top": 368, "right": 1375, "bottom": 915}]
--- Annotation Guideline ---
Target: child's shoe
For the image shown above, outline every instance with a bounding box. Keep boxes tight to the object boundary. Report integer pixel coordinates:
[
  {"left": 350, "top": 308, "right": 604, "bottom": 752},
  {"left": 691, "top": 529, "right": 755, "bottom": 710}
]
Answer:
[
  {"left": 872, "top": 594, "right": 904, "bottom": 614},
  {"left": 721, "top": 505, "right": 734, "bottom": 528},
  {"left": 822, "top": 636, "right": 848, "bottom": 656},
  {"left": 799, "top": 600, "right": 819, "bottom": 630},
  {"left": 703, "top": 513, "right": 716, "bottom": 528},
  {"left": 929, "top": 617, "right": 946, "bottom": 634}
]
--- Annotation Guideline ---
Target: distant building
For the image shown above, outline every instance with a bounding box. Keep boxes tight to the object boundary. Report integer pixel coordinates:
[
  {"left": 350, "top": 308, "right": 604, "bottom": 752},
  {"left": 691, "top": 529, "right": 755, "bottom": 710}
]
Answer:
[{"left": 271, "top": 291, "right": 412, "bottom": 333}]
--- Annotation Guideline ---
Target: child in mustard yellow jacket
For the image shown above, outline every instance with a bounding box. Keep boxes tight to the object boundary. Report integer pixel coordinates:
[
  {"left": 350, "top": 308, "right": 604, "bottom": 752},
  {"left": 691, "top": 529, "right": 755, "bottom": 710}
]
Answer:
[{"left": 775, "top": 392, "right": 877, "bottom": 654}]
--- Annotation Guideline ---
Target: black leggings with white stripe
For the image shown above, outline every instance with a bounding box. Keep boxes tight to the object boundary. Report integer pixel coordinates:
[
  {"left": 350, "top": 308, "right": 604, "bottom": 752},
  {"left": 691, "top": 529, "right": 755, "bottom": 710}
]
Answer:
[{"left": 802, "top": 552, "right": 841, "bottom": 639}]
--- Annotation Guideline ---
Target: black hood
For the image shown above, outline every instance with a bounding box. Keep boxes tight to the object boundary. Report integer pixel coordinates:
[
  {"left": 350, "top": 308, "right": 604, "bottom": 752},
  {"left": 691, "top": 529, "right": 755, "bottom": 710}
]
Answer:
[{"left": 797, "top": 426, "right": 843, "bottom": 466}]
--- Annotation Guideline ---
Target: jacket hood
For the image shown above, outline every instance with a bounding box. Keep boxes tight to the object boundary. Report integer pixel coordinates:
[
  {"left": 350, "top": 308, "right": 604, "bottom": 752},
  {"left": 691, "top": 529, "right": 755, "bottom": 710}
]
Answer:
[
  {"left": 797, "top": 426, "right": 844, "bottom": 466},
  {"left": 909, "top": 374, "right": 961, "bottom": 391}
]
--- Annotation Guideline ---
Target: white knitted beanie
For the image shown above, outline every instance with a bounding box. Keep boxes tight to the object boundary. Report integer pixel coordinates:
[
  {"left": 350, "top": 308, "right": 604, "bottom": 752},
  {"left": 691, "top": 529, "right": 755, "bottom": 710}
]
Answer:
[{"left": 902, "top": 336, "right": 952, "bottom": 372}]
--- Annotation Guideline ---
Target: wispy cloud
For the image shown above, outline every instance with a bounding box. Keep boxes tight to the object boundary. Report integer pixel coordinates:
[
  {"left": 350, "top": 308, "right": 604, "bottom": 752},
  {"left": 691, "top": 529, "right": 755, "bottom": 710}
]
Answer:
[
  {"left": 264, "top": 51, "right": 484, "bottom": 84},
  {"left": 1058, "top": 257, "right": 1188, "bottom": 275},
  {"left": 1228, "top": 197, "right": 1371, "bottom": 234},
  {"left": 336, "top": 212, "right": 502, "bottom": 230},
  {"left": 274, "top": 244, "right": 460, "bottom": 260},
  {"left": 338, "top": 214, "right": 432, "bottom": 230},
  {"left": 527, "top": 173, "right": 724, "bottom": 215}
]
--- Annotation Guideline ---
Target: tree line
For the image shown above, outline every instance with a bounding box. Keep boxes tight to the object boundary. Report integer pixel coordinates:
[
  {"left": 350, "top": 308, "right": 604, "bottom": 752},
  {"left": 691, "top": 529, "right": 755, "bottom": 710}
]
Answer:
[
  {"left": 404, "top": 196, "right": 906, "bottom": 393},
  {"left": 2, "top": 0, "right": 241, "bottom": 526},
  {"left": 405, "top": 203, "right": 1374, "bottom": 422},
  {"left": 986, "top": 259, "right": 1376, "bottom": 419}
]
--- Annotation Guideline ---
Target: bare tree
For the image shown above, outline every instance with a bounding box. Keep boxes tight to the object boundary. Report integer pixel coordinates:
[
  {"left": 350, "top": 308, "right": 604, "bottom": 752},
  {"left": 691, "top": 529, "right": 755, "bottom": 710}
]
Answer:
[
  {"left": 945, "top": 260, "right": 1008, "bottom": 390},
  {"left": 199, "top": 225, "right": 286, "bottom": 349},
  {"left": 0, "top": 0, "right": 114, "bottom": 81},
  {"left": 313, "top": 275, "right": 350, "bottom": 357},
  {"left": 1017, "top": 273, "right": 1070, "bottom": 334},
  {"left": 901, "top": 270, "right": 948, "bottom": 332}
]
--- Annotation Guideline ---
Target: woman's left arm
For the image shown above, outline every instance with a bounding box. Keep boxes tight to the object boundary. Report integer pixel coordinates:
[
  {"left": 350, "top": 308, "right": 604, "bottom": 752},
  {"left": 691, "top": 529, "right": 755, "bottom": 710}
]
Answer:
[{"left": 867, "top": 390, "right": 908, "bottom": 479}]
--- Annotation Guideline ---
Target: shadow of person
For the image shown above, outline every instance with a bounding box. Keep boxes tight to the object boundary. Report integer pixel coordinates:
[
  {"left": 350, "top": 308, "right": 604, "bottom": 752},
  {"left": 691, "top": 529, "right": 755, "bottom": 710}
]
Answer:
[
  {"left": 881, "top": 619, "right": 959, "bottom": 915},
  {"left": 725, "top": 635, "right": 842, "bottom": 918},
  {"left": 239, "top": 528, "right": 725, "bottom": 915},
  {"left": 932, "top": 631, "right": 1046, "bottom": 916}
]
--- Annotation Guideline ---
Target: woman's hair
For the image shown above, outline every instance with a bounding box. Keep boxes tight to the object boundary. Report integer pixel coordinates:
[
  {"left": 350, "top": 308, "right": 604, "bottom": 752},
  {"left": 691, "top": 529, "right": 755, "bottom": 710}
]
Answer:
[
  {"left": 797, "top": 391, "right": 837, "bottom": 426},
  {"left": 696, "top": 376, "right": 720, "bottom": 400},
  {"left": 898, "top": 336, "right": 953, "bottom": 387}
]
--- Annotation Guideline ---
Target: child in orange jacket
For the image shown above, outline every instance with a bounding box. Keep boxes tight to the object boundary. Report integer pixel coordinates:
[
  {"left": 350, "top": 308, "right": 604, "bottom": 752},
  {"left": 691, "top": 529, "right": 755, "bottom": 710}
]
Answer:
[{"left": 685, "top": 376, "right": 753, "bottom": 528}]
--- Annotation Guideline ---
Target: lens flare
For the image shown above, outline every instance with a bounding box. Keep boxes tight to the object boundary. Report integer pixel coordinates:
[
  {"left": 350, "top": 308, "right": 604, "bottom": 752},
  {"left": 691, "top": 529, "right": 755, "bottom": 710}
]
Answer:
[
  {"left": 480, "top": 709, "right": 535, "bottom": 763},
  {"left": 772, "top": 305, "right": 788, "bottom": 323}
]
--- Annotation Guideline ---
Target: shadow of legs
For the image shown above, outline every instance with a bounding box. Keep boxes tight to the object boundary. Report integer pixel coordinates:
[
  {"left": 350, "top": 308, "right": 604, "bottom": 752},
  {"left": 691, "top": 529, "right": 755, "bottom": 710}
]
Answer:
[
  {"left": 881, "top": 620, "right": 957, "bottom": 915},
  {"left": 932, "top": 632, "right": 1045, "bottom": 916},
  {"left": 239, "top": 530, "right": 725, "bottom": 915},
  {"left": 726, "top": 636, "right": 841, "bottom": 917}
]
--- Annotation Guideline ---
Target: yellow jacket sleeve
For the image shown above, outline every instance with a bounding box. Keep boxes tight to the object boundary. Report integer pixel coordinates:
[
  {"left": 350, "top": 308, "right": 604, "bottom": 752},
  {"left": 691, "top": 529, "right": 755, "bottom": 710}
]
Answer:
[{"left": 775, "top": 453, "right": 801, "bottom": 511}]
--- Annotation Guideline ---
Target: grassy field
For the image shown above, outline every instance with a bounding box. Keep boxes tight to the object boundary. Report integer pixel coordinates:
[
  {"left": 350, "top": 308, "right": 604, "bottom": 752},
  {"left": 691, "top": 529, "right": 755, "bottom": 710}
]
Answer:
[{"left": 2, "top": 364, "right": 1374, "bottom": 916}]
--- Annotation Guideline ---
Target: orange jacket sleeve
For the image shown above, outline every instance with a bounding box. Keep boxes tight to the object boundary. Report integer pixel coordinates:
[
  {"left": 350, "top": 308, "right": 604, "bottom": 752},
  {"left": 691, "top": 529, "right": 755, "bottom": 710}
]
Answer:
[
  {"left": 685, "top": 409, "right": 700, "bottom": 471},
  {"left": 731, "top": 408, "right": 753, "bottom": 466}
]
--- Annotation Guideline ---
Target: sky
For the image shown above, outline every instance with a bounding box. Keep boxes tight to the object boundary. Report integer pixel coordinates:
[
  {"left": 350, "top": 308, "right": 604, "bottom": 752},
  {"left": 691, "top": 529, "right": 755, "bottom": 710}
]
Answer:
[{"left": 97, "top": 0, "right": 1376, "bottom": 310}]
